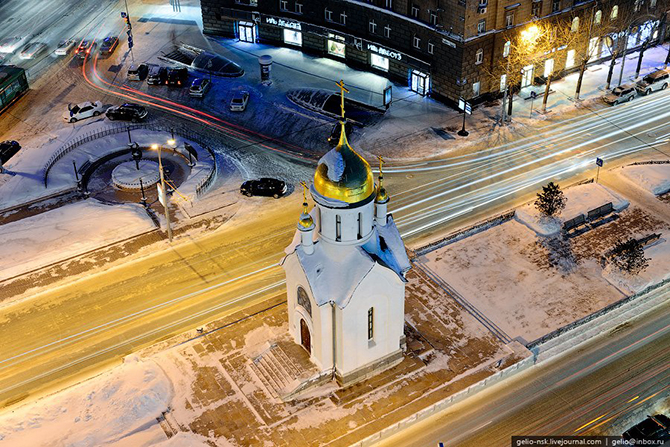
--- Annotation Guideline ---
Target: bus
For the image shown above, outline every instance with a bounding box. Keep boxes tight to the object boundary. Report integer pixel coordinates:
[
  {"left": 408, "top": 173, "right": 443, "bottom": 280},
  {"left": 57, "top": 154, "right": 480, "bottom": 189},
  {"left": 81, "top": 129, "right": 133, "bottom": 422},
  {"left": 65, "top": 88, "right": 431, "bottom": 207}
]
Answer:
[{"left": 0, "top": 65, "right": 28, "bottom": 115}]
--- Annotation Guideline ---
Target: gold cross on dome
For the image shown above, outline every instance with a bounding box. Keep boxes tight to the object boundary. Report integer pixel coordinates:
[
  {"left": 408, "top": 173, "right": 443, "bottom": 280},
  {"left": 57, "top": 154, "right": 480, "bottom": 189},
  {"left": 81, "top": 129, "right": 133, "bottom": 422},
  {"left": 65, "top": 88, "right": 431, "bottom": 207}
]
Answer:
[
  {"left": 300, "top": 181, "right": 309, "bottom": 212},
  {"left": 335, "top": 79, "right": 349, "bottom": 120},
  {"left": 377, "top": 155, "right": 384, "bottom": 176}
]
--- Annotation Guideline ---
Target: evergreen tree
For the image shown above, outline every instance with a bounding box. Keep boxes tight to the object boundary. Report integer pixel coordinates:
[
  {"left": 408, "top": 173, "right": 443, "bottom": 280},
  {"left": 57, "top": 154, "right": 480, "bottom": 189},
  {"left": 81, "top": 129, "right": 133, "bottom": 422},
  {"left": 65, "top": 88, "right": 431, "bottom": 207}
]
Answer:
[
  {"left": 611, "top": 238, "right": 649, "bottom": 275},
  {"left": 535, "top": 182, "right": 567, "bottom": 217}
]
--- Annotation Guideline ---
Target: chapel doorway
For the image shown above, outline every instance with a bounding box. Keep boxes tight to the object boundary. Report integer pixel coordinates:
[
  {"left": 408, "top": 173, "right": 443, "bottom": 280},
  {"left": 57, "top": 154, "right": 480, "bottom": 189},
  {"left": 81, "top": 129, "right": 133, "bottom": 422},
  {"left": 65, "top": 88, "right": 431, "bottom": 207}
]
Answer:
[{"left": 300, "top": 319, "right": 311, "bottom": 354}]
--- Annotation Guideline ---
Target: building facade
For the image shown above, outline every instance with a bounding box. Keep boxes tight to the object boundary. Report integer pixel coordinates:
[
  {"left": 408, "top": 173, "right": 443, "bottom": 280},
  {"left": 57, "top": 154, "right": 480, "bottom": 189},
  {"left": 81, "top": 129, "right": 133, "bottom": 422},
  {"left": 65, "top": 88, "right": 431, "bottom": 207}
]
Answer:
[{"left": 200, "top": 0, "right": 668, "bottom": 106}]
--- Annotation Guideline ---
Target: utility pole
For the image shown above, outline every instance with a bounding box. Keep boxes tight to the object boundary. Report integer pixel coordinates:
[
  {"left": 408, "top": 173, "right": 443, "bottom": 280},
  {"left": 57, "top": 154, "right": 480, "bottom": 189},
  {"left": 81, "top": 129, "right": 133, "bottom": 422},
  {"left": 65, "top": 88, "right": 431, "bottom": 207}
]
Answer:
[{"left": 123, "top": 0, "right": 135, "bottom": 62}]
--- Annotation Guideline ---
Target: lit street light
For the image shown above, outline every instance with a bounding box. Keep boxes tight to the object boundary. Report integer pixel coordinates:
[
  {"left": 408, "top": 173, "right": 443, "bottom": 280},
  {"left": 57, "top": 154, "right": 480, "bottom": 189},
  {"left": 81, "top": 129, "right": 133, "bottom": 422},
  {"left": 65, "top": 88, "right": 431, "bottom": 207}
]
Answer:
[{"left": 151, "top": 143, "right": 173, "bottom": 242}]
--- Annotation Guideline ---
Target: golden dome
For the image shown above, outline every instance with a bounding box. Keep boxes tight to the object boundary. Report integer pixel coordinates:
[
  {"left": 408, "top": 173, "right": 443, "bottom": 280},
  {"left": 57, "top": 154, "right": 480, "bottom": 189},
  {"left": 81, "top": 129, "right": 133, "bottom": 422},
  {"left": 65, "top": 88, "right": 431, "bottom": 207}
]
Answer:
[{"left": 314, "top": 122, "right": 374, "bottom": 204}]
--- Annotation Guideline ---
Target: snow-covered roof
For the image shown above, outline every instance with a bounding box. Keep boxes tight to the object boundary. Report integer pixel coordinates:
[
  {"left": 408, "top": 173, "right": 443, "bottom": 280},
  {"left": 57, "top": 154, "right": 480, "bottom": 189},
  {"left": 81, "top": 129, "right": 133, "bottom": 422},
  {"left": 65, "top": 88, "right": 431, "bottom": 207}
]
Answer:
[
  {"left": 362, "top": 214, "right": 411, "bottom": 279},
  {"left": 319, "top": 148, "right": 346, "bottom": 183}
]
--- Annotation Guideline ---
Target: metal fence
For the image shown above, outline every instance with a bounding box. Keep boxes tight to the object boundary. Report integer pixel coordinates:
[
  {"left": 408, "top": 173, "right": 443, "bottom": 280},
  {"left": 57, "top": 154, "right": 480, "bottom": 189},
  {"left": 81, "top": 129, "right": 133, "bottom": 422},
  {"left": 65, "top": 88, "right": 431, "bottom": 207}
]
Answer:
[
  {"left": 629, "top": 160, "right": 670, "bottom": 165},
  {"left": 42, "top": 124, "right": 218, "bottom": 198}
]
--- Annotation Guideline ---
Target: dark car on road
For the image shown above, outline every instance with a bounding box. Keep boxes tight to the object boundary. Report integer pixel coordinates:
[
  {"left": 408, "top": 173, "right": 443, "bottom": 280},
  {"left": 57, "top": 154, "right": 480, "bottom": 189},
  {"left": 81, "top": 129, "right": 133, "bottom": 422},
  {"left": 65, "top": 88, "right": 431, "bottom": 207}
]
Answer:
[
  {"left": 99, "top": 36, "right": 119, "bottom": 56},
  {"left": 167, "top": 67, "right": 188, "bottom": 87},
  {"left": 240, "top": 178, "right": 287, "bottom": 198},
  {"left": 147, "top": 66, "right": 167, "bottom": 85},
  {"left": 127, "top": 63, "right": 149, "bottom": 81},
  {"left": 75, "top": 40, "right": 96, "bottom": 59},
  {"left": 623, "top": 414, "right": 670, "bottom": 445},
  {"left": 0, "top": 140, "right": 20, "bottom": 164},
  {"left": 106, "top": 103, "right": 148, "bottom": 122}
]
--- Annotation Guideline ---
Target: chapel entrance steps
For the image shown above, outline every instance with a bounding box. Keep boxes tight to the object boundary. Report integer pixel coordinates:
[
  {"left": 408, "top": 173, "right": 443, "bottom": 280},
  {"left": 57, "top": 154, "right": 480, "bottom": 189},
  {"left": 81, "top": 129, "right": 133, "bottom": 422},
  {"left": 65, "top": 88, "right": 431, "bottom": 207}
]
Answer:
[{"left": 249, "top": 343, "right": 301, "bottom": 399}]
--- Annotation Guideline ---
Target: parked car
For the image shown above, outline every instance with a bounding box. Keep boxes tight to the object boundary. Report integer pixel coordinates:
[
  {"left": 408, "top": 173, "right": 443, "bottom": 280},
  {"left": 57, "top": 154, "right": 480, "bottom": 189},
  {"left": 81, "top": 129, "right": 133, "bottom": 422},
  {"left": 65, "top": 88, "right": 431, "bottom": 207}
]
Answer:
[
  {"left": 603, "top": 84, "right": 636, "bottom": 105},
  {"left": 106, "top": 103, "right": 148, "bottom": 122},
  {"left": 635, "top": 69, "right": 670, "bottom": 95},
  {"left": 63, "top": 101, "right": 104, "bottom": 123},
  {"left": 240, "top": 178, "right": 287, "bottom": 198},
  {"left": 147, "top": 66, "right": 167, "bottom": 85},
  {"left": 230, "top": 91, "right": 250, "bottom": 112},
  {"left": 99, "top": 36, "right": 119, "bottom": 56},
  {"left": 54, "top": 39, "right": 76, "bottom": 56},
  {"left": 166, "top": 67, "right": 188, "bottom": 87},
  {"left": 189, "top": 78, "right": 211, "bottom": 97},
  {"left": 75, "top": 40, "right": 96, "bottom": 59},
  {"left": 127, "top": 63, "right": 149, "bottom": 81},
  {"left": 19, "top": 42, "right": 47, "bottom": 60},
  {"left": 0, "top": 140, "right": 21, "bottom": 164},
  {"left": 623, "top": 414, "right": 670, "bottom": 445},
  {"left": 0, "top": 36, "right": 31, "bottom": 54}
]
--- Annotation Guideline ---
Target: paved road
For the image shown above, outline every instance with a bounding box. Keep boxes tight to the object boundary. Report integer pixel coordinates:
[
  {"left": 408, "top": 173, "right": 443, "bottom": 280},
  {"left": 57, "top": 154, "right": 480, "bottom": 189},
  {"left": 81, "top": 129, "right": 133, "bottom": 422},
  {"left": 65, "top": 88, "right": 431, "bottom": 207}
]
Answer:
[
  {"left": 0, "top": 1, "right": 669, "bottom": 416},
  {"left": 377, "top": 299, "right": 670, "bottom": 446}
]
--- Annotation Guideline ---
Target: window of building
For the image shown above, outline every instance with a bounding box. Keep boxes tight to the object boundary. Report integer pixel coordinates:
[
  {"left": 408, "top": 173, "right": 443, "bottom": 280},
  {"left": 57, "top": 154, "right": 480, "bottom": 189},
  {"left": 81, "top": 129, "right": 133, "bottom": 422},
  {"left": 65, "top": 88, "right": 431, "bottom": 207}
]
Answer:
[
  {"left": 385, "top": 0, "right": 393, "bottom": 8},
  {"left": 284, "top": 29, "right": 302, "bottom": 46},
  {"left": 367, "top": 307, "right": 374, "bottom": 340},
  {"left": 611, "top": 5, "right": 618, "bottom": 19},
  {"left": 325, "top": 8, "right": 332, "bottom": 21},
  {"left": 532, "top": 1, "right": 541, "bottom": 18},
  {"left": 472, "top": 81, "right": 481, "bottom": 97},
  {"left": 357, "top": 213, "right": 362, "bottom": 239},
  {"left": 503, "top": 40, "right": 511, "bottom": 57},
  {"left": 428, "top": 41, "right": 434, "bottom": 54},
  {"left": 477, "top": 19, "right": 486, "bottom": 34},
  {"left": 295, "top": 2, "right": 302, "bottom": 14},
  {"left": 594, "top": 10, "right": 602, "bottom": 24},
  {"left": 280, "top": 0, "right": 288, "bottom": 12},
  {"left": 650, "top": 0, "right": 656, "bottom": 7},
  {"left": 430, "top": 11, "right": 438, "bottom": 26},
  {"left": 571, "top": 17, "right": 579, "bottom": 32},
  {"left": 552, "top": 0, "right": 560, "bottom": 13},
  {"left": 588, "top": 36, "right": 599, "bottom": 60},
  {"left": 297, "top": 286, "right": 312, "bottom": 317},
  {"left": 478, "top": 0, "right": 488, "bottom": 13},
  {"left": 505, "top": 12, "right": 514, "bottom": 28},
  {"left": 411, "top": 4, "right": 419, "bottom": 17},
  {"left": 340, "top": 11, "right": 347, "bottom": 25},
  {"left": 384, "top": 25, "right": 391, "bottom": 38},
  {"left": 566, "top": 48, "right": 576, "bottom": 67},
  {"left": 327, "top": 39, "right": 345, "bottom": 57},
  {"left": 475, "top": 48, "right": 483, "bottom": 64},
  {"left": 335, "top": 214, "right": 341, "bottom": 241},
  {"left": 369, "top": 20, "right": 377, "bottom": 34},
  {"left": 544, "top": 58, "right": 554, "bottom": 77},
  {"left": 634, "top": 0, "right": 642, "bottom": 11},
  {"left": 371, "top": 53, "right": 389, "bottom": 70},
  {"left": 413, "top": 35, "right": 421, "bottom": 49},
  {"left": 500, "top": 73, "right": 507, "bottom": 91}
]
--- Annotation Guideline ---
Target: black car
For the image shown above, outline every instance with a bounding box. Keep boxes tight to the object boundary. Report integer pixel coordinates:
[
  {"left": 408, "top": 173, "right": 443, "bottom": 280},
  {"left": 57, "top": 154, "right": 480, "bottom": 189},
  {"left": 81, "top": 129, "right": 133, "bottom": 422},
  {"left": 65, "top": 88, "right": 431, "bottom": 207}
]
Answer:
[
  {"left": 106, "top": 103, "right": 148, "bottom": 122},
  {"left": 147, "top": 66, "right": 167, "bottom": 85},
  {"left": 623, "top": 414, "right": 670, "bottom": 445},
  {"left": 75, "top": 40, "right": 96, "bottom": 59},
  {"left": 240, "top": 178, "right": 287, "bottom": 198},
  {"left": 166, "top": 67, "right": 188, "bottom": 87},
  {"left": 127, "top": 63, "right": 149, "bottom": 81},
  {"left": 99, "top": 36, "right": 119, "bottom": 56},
  {"left": 0, "top": 140, "right": 20, "bottom": 164}
]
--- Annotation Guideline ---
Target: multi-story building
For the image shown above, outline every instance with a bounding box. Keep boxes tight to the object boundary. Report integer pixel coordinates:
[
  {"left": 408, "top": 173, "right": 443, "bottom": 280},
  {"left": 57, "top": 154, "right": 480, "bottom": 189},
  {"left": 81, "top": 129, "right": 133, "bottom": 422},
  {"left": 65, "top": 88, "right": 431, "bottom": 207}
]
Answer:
[{"left": 200, "top": 0, "right": 668, "bottom": 107}]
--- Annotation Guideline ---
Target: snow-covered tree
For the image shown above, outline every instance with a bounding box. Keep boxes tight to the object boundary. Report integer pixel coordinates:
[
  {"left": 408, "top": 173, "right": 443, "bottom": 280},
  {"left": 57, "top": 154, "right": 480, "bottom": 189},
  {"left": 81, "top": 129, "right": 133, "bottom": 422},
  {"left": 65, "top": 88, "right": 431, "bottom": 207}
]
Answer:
[
  {"left": 535, "top": 182, "right": 567, "bottom": 217},
  {"left": 611, "top": 238, "right": 649, "bottom": 275}
]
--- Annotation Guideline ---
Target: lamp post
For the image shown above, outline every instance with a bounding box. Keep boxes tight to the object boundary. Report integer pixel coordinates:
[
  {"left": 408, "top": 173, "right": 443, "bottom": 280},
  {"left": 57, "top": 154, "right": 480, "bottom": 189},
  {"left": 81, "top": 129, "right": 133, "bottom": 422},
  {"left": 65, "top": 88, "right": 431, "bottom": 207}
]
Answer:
[{"left": 152, "top": 143, "right": 172, "bottom": 242}]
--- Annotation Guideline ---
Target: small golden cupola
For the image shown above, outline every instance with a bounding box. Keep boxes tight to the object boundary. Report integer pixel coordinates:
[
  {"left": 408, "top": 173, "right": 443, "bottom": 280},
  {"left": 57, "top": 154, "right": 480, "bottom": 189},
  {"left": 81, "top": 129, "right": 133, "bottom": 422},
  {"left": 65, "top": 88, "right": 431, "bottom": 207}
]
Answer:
[
  {"left": 375, "top": 155, "right": 389, "bottom": 204},
  {"left": 313, "top": 80, "right": 374, "bottom": 204},
  {"left": 298, "top": 181, "right": 314, "bottom": 229}
]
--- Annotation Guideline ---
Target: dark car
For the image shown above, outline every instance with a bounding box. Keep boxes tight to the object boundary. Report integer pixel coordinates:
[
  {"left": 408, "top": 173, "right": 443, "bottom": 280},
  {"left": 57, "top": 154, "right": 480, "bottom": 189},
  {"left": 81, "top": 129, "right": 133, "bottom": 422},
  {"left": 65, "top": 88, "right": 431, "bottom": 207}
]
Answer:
[
  {"left": 0, "top": 140, "right": 20, "bottom": 164},
  {"left": 240, "top": 178, "right": 287, "bottom": 198},
  {"left": 106, "top": 103, "right": 148, "bottom": 122},
  {"left": 127, "top": 63, "right": 149, "bottom": 81},
  {"left": 166, "top": 67, "right": 188, "bottom": 87},
  {"left": 99, "top": 36, "right": 119, "bottom": 56},
  {"left": 75, "top": 40, "right": 96, "bottom": 59},
  {"left": 147, "top": 66, "right": 167, "bottom": 85},
  {"left": 623, "top": 414, "right": 670, "bottom": 445}
]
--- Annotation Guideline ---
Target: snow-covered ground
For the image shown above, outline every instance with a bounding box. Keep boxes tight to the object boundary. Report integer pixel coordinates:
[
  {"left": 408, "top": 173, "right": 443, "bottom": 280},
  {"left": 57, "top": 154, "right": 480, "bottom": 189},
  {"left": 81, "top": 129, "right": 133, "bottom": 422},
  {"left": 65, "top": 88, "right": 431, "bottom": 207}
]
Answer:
[
  {"left": 618, "top": 163, "right": 670, "bottom": 195},
  {"left": 515, "top": 182, "right": 629, "bottom": 236},
  {"left": 0, "top": 199, "right": 154, "bottom": 282},
  {"left": 0, "top": 356, "right": 209, "bottom": 447}
]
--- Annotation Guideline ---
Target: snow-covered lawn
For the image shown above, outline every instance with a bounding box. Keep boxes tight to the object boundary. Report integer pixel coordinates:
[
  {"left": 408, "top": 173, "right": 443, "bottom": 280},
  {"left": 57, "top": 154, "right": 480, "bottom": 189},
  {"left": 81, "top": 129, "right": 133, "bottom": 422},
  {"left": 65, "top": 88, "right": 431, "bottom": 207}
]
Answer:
[
  {"left": 619, "top": 164, "right": 670, "bottom": 196},
  {"left": 0, "top": 200, "right": 155, "bottom": 282},
  {"left": 515, "top": 182, "right": 629, "bottom": 236}
]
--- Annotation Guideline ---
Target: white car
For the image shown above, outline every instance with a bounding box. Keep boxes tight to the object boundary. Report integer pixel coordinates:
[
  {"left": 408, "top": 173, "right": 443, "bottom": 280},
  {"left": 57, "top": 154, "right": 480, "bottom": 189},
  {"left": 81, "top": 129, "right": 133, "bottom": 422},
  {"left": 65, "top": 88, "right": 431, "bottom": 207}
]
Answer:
[
  {"left": 63, "top": 101, "right": 104, "bottom": 123},
  {"left": 54, "top": 39, "right": 76, "bottom": 56},
  {"left": 229, "top": 91, "right": 249, "bottom": 112},
  {"left": 19, "top": 42, "right": 47, "bottom": 60},
  {"left": 0, "top": 35, "right": 31, "bottom": 54}
]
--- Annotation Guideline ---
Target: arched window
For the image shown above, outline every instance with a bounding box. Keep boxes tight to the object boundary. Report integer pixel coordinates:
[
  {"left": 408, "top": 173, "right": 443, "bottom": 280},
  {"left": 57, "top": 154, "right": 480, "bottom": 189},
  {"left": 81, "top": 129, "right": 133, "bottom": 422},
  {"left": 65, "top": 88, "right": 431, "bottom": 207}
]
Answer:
[
  {"left": 611, "top": 5, "right": 618, "bottom": 20},
  {"left": 503, "top": 40, "right": 511, "bottom": 57},
  {"left": 367, "top": 307, "right": 374, "bottom": 340},
  {"left": 594, "top": 10, "right": 602, "bottom": 24},
  {"left": 297, "top": 286, "right": 312, "bottom": 317},
  {"left": 571, "top": 17, "right": 579, "bottom": 32},
  {"left": 335, "top": 215, "right": 341, "bottom": 241}
]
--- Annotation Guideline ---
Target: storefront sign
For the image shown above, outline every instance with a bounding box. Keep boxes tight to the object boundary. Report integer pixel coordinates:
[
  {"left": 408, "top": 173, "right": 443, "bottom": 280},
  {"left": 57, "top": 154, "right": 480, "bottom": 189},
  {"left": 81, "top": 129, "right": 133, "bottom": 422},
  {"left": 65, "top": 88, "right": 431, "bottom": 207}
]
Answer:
[
  {"left": 442, "top": 38, "right": 456, "bottom": 48},
  {"left": 367, "top": 43, "right": 402, "bottom": 61},
  {"left": 328, "top": 33, "right": 345, "bottom": 42},
  {"left": 265, "top": 17, "right": 301, "bottom": 30}
]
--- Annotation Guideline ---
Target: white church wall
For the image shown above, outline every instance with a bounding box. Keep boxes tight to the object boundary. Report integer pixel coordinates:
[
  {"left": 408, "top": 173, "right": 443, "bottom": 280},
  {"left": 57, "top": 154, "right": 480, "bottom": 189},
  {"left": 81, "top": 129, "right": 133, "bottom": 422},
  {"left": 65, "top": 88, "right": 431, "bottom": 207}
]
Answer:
[{"left": 317, "top": 201, "right": 375, "bottom": 244}]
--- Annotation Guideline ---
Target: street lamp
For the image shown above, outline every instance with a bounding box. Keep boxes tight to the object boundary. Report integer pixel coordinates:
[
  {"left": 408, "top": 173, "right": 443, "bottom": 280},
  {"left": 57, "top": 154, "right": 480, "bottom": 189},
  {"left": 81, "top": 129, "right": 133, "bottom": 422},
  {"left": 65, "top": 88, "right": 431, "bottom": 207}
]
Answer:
[{"left": 152, "top": 143, "right": 173, "bottom": 242}]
